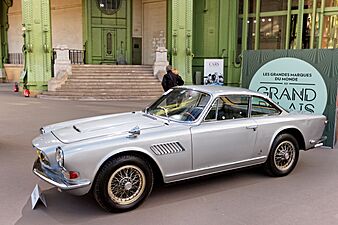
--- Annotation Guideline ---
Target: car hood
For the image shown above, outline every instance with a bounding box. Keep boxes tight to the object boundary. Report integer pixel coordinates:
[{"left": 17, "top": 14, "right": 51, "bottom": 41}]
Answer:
[{"left": 51, "top": 112, "right": 165, "bottom": 144}]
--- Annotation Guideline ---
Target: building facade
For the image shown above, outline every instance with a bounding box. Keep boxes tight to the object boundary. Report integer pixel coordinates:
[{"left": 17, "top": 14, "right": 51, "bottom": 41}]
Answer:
[{"left": 0, "top": 0, "right": 337, "bottom": 93}]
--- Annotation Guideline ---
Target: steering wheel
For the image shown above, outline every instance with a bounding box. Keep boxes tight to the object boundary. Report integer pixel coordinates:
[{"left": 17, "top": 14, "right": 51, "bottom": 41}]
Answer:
[{"left": 183, "top": 111, "right": 196, "bottom": 121}]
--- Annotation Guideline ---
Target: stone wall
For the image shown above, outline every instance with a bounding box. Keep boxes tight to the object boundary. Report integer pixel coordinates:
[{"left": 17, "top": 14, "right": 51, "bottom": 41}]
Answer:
[{"left": 8, "top": 0, "right": 83, "bottom": 54}]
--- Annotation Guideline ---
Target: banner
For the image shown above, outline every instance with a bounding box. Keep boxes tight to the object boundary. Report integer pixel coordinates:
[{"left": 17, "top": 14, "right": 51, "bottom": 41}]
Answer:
[{"left": 242, "top": 49, "right": 338, "bottom": 148}]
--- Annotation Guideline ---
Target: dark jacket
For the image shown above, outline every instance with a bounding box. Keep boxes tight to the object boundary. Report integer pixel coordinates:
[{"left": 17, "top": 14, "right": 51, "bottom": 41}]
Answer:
[{"left": 161, "top": 71, "right": 185, "bottom": 92}]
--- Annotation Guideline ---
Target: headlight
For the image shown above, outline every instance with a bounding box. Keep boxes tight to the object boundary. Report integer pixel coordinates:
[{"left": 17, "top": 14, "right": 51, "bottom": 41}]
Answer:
[
  {"left": 36, "top": 148, "right": 50, "bottom": 166},
  {"left": 55, "top": 147, "right": 64, "bottom": 168}
]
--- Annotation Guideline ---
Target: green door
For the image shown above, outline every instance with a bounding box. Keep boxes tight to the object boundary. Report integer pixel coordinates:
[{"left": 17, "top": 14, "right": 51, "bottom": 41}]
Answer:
[{"left": 85, "top": 0, "right": 131, "bottom": 64}]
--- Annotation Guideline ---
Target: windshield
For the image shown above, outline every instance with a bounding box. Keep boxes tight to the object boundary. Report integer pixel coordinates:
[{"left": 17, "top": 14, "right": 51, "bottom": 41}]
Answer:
[{"left": 147, "top": 88, "right": 211, "bottom": 122}]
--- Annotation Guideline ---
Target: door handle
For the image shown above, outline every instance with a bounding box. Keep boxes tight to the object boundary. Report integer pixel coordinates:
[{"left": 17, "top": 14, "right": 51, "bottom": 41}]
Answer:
[{"left": 246, "top": 125, "right": 258, "bottom": 131}]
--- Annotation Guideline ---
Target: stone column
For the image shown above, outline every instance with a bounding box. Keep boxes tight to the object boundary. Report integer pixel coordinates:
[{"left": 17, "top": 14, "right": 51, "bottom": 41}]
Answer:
[
  {"left": 153, "top": 46, "right": 169, "bottom": 81},
  {"left": 48, "top": 45, "right": 71, "bottom": 91},
  {"left": 22, "top": 0, "right": 52, "bottom": 95},
  {"left": 169, "top": 0, "right": 193, "bottom": 84},
  {"left": 0, "top": 0, "right": 12, "bottom": 82}
]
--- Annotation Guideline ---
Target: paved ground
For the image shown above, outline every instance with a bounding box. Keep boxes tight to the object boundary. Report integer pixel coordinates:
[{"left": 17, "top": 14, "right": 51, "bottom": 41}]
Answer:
[{"left": 1, "top": 83, "right": 338, "bottom": 225}]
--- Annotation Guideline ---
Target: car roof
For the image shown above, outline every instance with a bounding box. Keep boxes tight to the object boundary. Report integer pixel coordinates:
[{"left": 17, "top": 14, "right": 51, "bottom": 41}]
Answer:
[{"left": 176, "top": 85, "right": 267, "bottom": 97}]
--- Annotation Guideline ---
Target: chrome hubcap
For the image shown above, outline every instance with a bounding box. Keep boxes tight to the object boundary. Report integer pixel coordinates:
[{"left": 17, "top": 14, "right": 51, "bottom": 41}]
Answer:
[
  {"left": 274, "top": 140, "right": 295, "bottom": 171},
  {"left": 124, "top": 182, "right": 132, "bottom": 191},
  {"left": 108, "top": 165, "right": 146, "bottom": 205}
]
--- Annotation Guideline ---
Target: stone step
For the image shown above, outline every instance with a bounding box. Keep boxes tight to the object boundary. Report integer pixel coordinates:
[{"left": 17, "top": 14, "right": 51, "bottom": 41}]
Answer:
[
  {"left": 72, "top": 69, "right": 153, "bottom": 73},
  {"left": 38, "top": 94, "right": 159, "bottom": 101},
  {"left": 60, "top": 85, "right": 163, "bottom": 89},
  {"left": 59, "top": 85, "right": 163, "bottom": 90},
  {"left": 43, "top": 64, "right": 161, "bottom": 101},
  {"left": 72, "top": 65, "right": 152, "bottom": 68},
  {"left": 65, "top": 81, "right": 160, "bottom": 85},
  {"left": 51, "top": 89, "right": 162, "bottom": 95},
  {"left": 69, "top": 75, "right": 157, "bottom": 79},
  {"left": 64, "top": 80, "right": 160, "bottom": 84}
]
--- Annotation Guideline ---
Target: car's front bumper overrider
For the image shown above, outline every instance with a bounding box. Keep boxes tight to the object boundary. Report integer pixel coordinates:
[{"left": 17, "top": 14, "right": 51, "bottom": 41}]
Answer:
[
  {"left": 33, "top": 158, "right": 91, "bottom": 190},
  {"left": 309, "top": 136, "right": 327, "bottom": 149}
]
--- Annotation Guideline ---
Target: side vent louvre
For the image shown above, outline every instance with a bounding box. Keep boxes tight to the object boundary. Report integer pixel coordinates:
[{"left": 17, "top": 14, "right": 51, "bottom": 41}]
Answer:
[{"left": 150, "top": 142, "right": 185, "bottom": 155}]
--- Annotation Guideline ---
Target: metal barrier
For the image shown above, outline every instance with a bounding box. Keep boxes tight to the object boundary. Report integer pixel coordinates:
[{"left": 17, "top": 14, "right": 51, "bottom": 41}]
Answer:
[
  {"left": 8, "top": 53, "right": 24, "bottom": 64},
  {"left": 69, "top": 49, "right": 85, "bottom": 64},
  {"left": 52, "top": 48, "right": 85, "bottom": 65},
  {"left": 8, "top": 49, "right": 85, "bottom": 65}
]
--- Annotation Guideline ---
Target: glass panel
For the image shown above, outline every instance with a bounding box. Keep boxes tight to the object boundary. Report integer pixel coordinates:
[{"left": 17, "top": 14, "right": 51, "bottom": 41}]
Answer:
[
  {"left": 326, "top": 0, "right": 338, "bottom": 7},
  {"left": 292, "top": 0, "right": 299, "bottom": 9},
  {"left": 303, "top": 14, "right": 312, "bottom": 48},
  {"left": 251, "top": 97, "right": 281, "bottom": 117},
  {"left": 97, "top": 0, "right": 122, "bottom": 15},
  {"left": 236, "top": 18, "right": 243, "bottom": 63},
  {"left": 322, "top": 15, "right": 338, "bottom": 48},
  {"left": 216, "top": 95, "right": 249, "bottom": 120},
  {"left": 247, "top": 18, "right": 256, "bottom": 49},
  {"left": 313, "top": 13, "right": 321, "bottom": 48},
  {"left": 249, "top": 0, "right": 257, "bottom": 13},
  {"left": 239, "top": 0, "right": 244, "bottom": 14},
  {"left": 304, "top": 0, "right": 321, "bottom": 8},
  {"left": 261, "top": 0, "right": 288, "bottom": 12},
  {"left": 147, "top": 89, "right": 211, "bottom": 122},
  {"left": 205, "top": 99, "right": 221, "bottom": 121},
  {"left": 293, "top": 0, "right": 321, "bottom": 9},
  {"left": 290, "top": 12, "right": 312, "bottom": 49},
  {"left": 107, "top": 32, "right": 112, "bottom": 55},
  {"left": 260, "top": 16, "right": 287, "bottom": 49}
]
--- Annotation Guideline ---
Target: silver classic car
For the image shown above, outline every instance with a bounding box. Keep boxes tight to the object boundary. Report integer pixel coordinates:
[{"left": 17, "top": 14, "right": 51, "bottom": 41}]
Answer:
[{"left": 32, "top": 85, "right": 326, "bottom": 212}]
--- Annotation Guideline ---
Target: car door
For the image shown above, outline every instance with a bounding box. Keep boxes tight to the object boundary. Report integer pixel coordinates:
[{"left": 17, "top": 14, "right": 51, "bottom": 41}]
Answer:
[{"left": 191, "top": 95, "right": 258, "bottom": 170}]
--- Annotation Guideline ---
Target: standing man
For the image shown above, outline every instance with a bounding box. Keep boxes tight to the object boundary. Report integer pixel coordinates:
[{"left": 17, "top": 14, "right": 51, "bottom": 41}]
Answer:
[{"left": 161, "top": 65, "right": 184, "bottom": 92}]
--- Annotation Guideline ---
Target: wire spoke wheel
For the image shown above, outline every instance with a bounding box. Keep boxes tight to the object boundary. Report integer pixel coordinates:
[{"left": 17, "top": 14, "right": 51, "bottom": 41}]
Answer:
[
  {"left": 273, "top": 140, "right": 295, "bottom": 172},
  {"left": 108, "top": 165, "right": 146, "bottom": 205},
  {"left": 264, "top": 134, "right": 299, "bottom": 177}
]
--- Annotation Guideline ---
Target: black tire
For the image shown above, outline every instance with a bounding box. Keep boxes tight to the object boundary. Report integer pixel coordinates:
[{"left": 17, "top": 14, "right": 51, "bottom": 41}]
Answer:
[
  {"left": 93, "top": 155, "right": 154, "bottom": 212},
  {"left": 264, "top": 133, "right": 299, "bottom": 177}
]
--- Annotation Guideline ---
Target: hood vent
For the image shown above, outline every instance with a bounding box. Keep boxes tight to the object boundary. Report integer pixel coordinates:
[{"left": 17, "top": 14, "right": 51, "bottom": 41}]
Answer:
[{"left": 150, "top": 142, "right": 185, "bottom": 155}]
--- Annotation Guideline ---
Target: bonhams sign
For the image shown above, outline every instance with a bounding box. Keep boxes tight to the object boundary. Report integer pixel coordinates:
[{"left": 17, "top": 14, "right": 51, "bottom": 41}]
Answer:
[{"left": 249, "top": 58, "right": 327, "bottom": 114}]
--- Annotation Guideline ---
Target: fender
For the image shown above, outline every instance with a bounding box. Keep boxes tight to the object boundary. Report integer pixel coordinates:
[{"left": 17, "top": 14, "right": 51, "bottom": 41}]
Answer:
[{"left": 92, "top": 146, "right": 165, "bottom": 183}]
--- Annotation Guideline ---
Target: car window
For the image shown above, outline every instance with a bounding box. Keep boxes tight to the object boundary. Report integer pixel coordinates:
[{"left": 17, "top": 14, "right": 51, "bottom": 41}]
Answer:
[
  {"left": 251, "top": 96, "right": 281, "bottom": 117},
  {"left": 205, "top": 95, "right": 249, "bottom": 121},
  {"left": 147, "top": 88, "right": 211, "bottom": 122}
]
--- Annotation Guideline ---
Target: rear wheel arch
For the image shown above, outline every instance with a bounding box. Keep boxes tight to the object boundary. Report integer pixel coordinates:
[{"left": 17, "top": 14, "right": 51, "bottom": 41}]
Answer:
[{"left": 276, "top": 128, "right": 305, "bottom": 150}]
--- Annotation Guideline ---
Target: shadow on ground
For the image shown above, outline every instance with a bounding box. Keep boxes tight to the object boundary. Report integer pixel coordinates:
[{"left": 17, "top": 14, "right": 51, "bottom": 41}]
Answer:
[{"left": 15, "top": 167, "right": 267, "bottom": 225}]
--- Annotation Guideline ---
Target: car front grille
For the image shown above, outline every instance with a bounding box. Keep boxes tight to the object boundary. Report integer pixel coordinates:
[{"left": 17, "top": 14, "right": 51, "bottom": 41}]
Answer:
[{"left": 150, "top": 142, "right": 185, "bottom": 155}]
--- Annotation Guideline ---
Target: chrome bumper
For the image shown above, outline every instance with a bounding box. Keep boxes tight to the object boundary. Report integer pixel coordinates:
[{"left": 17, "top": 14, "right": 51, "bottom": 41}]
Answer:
[
  {"left": 32, "top": 158, "right": 91, "bottom": 190},
  {"left": 309, "top": 136, "right": 327, "bottom": 149}
]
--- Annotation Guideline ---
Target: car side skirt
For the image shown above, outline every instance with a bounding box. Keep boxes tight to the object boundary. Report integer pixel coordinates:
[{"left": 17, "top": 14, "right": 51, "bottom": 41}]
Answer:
[{"left": 164, "top": 156, "right": 267, "bottom": 183}]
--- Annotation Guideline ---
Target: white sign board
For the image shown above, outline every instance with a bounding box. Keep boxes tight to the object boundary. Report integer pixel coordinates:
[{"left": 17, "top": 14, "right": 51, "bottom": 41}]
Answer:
[
  {"left": 249, "top": 57, "right": 327, "bottom": 114},
  {"left": 31, "top": 184, "right": 47, "bottom": 209},
  {"left": 204, "top": 59, "right": 224, "bottom": 85}
]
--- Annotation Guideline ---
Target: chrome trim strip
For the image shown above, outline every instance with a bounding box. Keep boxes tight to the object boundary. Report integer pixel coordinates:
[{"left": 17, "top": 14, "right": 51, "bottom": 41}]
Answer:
[{"left": 165, "top": 156, "right": 267, "bottom": 183}]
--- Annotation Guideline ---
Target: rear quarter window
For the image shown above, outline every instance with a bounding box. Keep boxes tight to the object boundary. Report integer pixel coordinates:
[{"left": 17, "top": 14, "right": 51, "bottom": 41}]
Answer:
[{"left": 251, "top": 96, "right": 281, "bottom": 117}]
